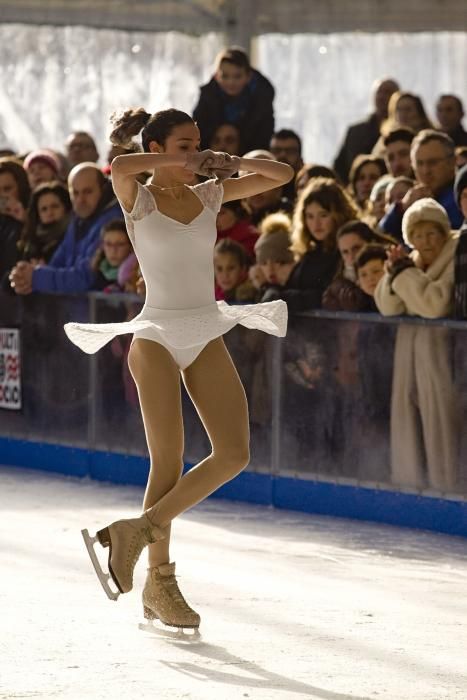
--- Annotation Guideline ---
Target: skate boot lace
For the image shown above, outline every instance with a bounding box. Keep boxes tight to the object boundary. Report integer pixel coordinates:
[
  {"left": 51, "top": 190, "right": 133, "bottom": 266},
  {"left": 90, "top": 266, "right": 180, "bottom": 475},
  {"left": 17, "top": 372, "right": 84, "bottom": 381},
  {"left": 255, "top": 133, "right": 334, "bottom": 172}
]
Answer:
[
  {"left": 126, "top": 525, "right": 156, "bottom": 575},
  {"left": 165, "top": 575, "right": 195, "bottom": 614}
]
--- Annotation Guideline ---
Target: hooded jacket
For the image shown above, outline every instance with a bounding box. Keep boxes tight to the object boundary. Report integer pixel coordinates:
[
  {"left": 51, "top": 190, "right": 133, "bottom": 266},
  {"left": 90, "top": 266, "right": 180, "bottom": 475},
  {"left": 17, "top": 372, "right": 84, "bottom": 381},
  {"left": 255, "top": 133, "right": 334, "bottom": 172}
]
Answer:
[{"left": 193, "top": 69, "right": 275, "bottom": 153}]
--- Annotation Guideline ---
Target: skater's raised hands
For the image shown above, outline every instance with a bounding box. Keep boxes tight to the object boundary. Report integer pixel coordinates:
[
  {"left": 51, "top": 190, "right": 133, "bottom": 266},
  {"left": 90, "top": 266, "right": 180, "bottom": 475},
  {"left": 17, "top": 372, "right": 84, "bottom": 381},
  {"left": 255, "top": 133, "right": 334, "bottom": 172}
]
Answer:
[{"left": 185, "top": 150, "right": 241, "bottom": 182}]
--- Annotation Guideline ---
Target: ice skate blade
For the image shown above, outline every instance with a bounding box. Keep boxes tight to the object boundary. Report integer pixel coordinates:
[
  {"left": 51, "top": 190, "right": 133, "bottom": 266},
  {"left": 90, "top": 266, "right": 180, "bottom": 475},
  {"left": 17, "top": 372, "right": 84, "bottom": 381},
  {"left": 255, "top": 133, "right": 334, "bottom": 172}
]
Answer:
[
  {"left": 139, "top": 620, "right": 201, "bottom": 642},
  {"left": 81, "top": 528, "right": 120, "bottom": 601}
]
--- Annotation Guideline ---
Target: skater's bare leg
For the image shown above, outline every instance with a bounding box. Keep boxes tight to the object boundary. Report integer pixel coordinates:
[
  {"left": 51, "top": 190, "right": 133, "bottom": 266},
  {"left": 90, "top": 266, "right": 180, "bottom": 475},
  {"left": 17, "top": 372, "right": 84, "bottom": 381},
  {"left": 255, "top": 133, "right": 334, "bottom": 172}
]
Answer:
[
  {"left": 144, "top": 336, "right": 250, "bottom": 527},
  {"left": 128, "top": 338, "right": 185, "bottom": 567}
]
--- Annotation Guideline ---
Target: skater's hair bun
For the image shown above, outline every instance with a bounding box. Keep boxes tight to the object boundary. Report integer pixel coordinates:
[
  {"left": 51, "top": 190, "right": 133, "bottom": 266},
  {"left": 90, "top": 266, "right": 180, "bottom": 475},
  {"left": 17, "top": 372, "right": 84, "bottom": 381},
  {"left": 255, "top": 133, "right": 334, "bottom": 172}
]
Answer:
[{"left": 110, "top": 108, "right": 194, "bottom": 152}]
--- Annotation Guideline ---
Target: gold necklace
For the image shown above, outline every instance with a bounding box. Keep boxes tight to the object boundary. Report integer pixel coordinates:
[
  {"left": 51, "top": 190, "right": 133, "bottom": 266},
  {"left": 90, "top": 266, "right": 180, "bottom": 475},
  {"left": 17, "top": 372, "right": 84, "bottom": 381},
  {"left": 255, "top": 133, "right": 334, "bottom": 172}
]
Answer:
[{"left": 150, "top": 183, "right": 186, "bottom": 192}]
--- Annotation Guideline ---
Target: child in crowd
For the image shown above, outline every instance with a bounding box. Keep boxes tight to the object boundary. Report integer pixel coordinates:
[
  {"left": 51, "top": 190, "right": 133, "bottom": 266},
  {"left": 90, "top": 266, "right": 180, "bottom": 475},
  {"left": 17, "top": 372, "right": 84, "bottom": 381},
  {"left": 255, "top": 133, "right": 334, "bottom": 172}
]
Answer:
[
  {"left": 322, "top": 220, "right": 391, "bottom": 311},
  {"left": 216, "top": 199, "right": 259, "bottom": 260},
  {"left": 214, "top": 238, "right": 255, "bottom": 302},
  {"left": 384, "top": 176, "right": 414, "bottom": 210},
  {"left": 193, "top": 46, "right": 275, "bottom": 153},
  {"left": 249, "top": 211, "right": 295, "bottom": 301},
  {"left": 91, "top": 219, "right": 135, "bottom": 292},
  {"left": 354, "top": 244, "right": 387, "bottom": 310}
]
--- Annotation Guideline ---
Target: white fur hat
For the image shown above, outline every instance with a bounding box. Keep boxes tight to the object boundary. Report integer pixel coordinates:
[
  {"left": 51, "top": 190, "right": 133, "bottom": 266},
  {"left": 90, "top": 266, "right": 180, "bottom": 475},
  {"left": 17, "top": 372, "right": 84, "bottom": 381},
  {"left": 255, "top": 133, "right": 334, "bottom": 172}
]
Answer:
[{"left": 402, "top": 197, "right": 451, "bottom": 246}]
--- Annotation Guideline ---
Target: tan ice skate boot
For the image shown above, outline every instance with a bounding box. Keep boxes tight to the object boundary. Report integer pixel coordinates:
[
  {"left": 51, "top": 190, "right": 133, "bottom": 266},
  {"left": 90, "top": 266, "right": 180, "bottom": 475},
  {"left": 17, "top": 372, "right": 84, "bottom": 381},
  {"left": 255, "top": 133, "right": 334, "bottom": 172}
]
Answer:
[
  {"left": 142, "top": 563, "right": 201, "bottom": 629},
  {"left": 82, "top": 513, "right": 165, "bottom": 599}
]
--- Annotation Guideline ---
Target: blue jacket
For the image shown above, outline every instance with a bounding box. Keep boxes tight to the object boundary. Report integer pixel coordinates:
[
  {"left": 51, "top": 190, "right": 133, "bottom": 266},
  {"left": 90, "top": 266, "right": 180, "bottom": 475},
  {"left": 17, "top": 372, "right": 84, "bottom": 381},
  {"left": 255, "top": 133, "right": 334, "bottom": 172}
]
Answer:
[
  {"left": 32, "top": 189, "right": 122, "bottom": 294},
  {"left": 380, "top": 183, "right": 463, "bottom": 241}
]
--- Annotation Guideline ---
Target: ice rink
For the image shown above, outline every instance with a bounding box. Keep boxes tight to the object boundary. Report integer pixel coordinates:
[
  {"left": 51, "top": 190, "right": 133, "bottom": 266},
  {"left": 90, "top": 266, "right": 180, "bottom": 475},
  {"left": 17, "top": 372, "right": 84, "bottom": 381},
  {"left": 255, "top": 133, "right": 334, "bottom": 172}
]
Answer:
[{"left": 1, "top": 465, "right": 466, "bottom": 700}]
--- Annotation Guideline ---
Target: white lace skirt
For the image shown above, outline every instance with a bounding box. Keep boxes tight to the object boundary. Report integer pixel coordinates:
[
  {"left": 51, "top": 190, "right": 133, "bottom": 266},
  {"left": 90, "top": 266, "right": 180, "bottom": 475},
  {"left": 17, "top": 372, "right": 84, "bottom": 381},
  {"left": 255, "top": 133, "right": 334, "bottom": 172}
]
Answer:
[{"left": 64, "top": 300, "right": 288, "bottom": 354}]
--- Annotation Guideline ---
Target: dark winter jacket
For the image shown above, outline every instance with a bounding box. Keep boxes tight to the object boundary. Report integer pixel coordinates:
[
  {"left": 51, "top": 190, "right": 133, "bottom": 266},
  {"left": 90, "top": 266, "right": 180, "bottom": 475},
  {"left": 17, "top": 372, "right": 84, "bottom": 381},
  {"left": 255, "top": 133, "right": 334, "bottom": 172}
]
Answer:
[
  {"left": 446, "top": 124, "right": 467, "bottom": 147},
  {"left": 333, "top": 113, "right": 381, "bottom": 185},
  {"left": 193, "top": 69, "right": 275, "bottom": 153},
  {"left": 0, "top": 213, "right": 22, "bottom": 283},
  {"left": 31, "top": 182, "right": 122, "bottom": 294},
  {"left": 260, "top": 246, "right": 341, "bottom": 313},
  {"left": 322, "top": 276, "right": 377, "bottom": 312}
]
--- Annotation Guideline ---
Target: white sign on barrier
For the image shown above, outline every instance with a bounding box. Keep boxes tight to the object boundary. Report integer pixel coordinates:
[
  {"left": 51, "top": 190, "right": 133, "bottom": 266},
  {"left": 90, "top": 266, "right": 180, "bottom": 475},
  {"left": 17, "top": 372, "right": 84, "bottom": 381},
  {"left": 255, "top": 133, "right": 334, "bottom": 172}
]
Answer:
[{"left": 0, "top": 328, "right": 21, "bottom": 410}]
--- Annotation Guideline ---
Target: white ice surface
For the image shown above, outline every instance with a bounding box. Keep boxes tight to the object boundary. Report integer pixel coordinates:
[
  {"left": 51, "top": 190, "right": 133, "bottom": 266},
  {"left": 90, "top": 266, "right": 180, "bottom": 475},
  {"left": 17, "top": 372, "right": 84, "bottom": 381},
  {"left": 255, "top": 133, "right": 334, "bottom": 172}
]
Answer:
[{"left": 1, "top": 465, "right": 466, "bottom": 700}]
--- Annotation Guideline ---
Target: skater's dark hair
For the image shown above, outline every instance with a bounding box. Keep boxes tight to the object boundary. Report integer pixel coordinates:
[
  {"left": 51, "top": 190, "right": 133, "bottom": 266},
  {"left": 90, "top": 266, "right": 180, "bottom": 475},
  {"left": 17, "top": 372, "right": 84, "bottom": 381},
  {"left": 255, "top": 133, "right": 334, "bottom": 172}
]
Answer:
[{"left": 110, "top": 108, "right": 194, "bottom": 152}]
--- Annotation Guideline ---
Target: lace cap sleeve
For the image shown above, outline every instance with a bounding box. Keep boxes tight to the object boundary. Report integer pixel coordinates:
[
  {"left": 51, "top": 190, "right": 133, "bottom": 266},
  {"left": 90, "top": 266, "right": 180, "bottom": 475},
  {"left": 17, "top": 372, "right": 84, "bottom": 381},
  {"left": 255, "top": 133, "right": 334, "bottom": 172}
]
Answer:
[
  {"left": 191, "top": 179, "right": 224, "bottom": 213},
  {"left": 120, "top": 181, "right": 155, "bottom": 244}
]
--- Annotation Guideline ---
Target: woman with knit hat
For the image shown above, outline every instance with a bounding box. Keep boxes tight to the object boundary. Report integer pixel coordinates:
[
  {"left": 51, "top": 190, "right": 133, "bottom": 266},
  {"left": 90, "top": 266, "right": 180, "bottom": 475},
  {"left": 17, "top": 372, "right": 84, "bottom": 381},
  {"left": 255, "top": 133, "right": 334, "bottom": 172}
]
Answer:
[
  {"left": 375, "top": 197, "right": 459, "bottom": 493},
  {"left": 23, "top": 149, "right": 61, "bottom": 190}
]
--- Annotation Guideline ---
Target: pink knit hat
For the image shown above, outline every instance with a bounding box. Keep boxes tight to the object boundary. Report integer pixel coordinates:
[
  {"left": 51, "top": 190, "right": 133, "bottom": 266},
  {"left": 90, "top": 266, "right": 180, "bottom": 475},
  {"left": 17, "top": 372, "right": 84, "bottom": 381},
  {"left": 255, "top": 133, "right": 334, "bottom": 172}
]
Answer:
[{"left": 23, "top": 149, "right": 60, "bottom": 173}]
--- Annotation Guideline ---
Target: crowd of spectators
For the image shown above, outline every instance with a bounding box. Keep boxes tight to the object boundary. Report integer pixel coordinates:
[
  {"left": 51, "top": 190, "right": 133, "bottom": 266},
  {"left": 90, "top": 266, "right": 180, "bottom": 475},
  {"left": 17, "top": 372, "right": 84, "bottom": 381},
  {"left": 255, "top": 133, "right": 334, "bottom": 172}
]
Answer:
[{"left": 1, "top": 45, "right": 466, "bottom": 327}]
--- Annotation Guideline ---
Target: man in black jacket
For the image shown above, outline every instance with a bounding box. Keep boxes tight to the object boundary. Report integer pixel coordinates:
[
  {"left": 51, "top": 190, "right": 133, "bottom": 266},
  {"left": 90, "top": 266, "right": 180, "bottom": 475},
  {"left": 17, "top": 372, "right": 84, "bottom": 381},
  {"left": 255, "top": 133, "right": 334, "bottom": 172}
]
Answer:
[
  {"left": 333, "top": 78, "right": 399, "bottom": 184},
  {"left": 436, "top": 95, "right": 467, "bottom": 147},
  {"left": 193, "top": 46, "right": 275, "bottom": 154}
]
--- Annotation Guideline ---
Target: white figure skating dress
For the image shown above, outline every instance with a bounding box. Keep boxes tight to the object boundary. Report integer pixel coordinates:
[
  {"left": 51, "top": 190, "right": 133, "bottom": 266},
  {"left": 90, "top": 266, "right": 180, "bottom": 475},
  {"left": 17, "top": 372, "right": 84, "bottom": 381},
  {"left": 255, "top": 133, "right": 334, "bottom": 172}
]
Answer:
[{"left": 64, "top": 178, "right": 287, "bottom": 369}]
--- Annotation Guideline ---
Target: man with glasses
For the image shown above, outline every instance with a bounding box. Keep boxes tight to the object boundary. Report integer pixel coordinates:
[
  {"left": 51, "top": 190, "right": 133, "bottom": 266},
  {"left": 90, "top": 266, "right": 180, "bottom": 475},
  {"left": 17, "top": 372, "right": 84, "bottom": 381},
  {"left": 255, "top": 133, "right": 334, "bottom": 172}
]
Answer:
[
  {"left": 269, "top": 129, "right": 303, "bottom": 202},
  {"left": 380, "top": 130, "right": 463, "bottom": 240},
  {"left": 65, "top": 131, "right": 99, "bottom": 168}
]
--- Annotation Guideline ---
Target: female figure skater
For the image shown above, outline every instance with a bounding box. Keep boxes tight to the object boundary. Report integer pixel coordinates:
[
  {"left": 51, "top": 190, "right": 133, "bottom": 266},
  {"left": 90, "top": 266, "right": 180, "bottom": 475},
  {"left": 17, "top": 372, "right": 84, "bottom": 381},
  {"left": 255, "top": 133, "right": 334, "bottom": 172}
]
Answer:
[{"left": 65, "top": 108, "right": 292, "bottom": 630}]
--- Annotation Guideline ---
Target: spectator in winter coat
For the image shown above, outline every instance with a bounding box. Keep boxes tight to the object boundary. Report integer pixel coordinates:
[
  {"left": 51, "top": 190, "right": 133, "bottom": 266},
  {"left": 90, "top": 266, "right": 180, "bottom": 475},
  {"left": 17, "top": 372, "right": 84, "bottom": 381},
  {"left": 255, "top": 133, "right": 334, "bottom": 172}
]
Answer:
[
  {"left": 375, "top": 197, "right": 460, "bottom": 493},
  {"left": 380, "top": 130, "right": 463, "bottom": 241},
  {"left": 0, "top": 158, "right": 31, "bottom": 284},
  {"left": 333, "top": 78, "right": 399, "bottom": 184},
  {"left": 193, "top": 47, "right": 275, "bottom": 153},
  {"left": 16, "top": 181, "right": 72, "bottom": 264},
  {"left": 436, "top": 95, "right": 467, "bottom": 148},
  {"left": 9, "top": 162, "right": 121, "bottom": 295}
]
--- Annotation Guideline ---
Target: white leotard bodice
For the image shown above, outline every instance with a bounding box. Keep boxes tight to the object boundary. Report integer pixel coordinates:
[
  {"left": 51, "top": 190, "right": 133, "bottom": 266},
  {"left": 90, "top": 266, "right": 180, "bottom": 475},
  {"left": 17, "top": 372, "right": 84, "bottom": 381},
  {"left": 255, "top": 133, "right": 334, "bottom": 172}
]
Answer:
[{"left": 124, "top": 179, "right": 222, "bottom": 310}]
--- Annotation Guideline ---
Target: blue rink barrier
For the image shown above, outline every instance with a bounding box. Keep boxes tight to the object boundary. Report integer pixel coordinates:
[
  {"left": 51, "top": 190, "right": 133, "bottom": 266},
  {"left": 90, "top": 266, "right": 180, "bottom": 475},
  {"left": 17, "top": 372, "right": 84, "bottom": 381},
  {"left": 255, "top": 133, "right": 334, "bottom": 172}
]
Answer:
[
  {"left": 1, "top": 292, "right": 467, "bottom": 539},
  {"left": 1, "top": 437, "right": 466, "bottom": 538}
]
